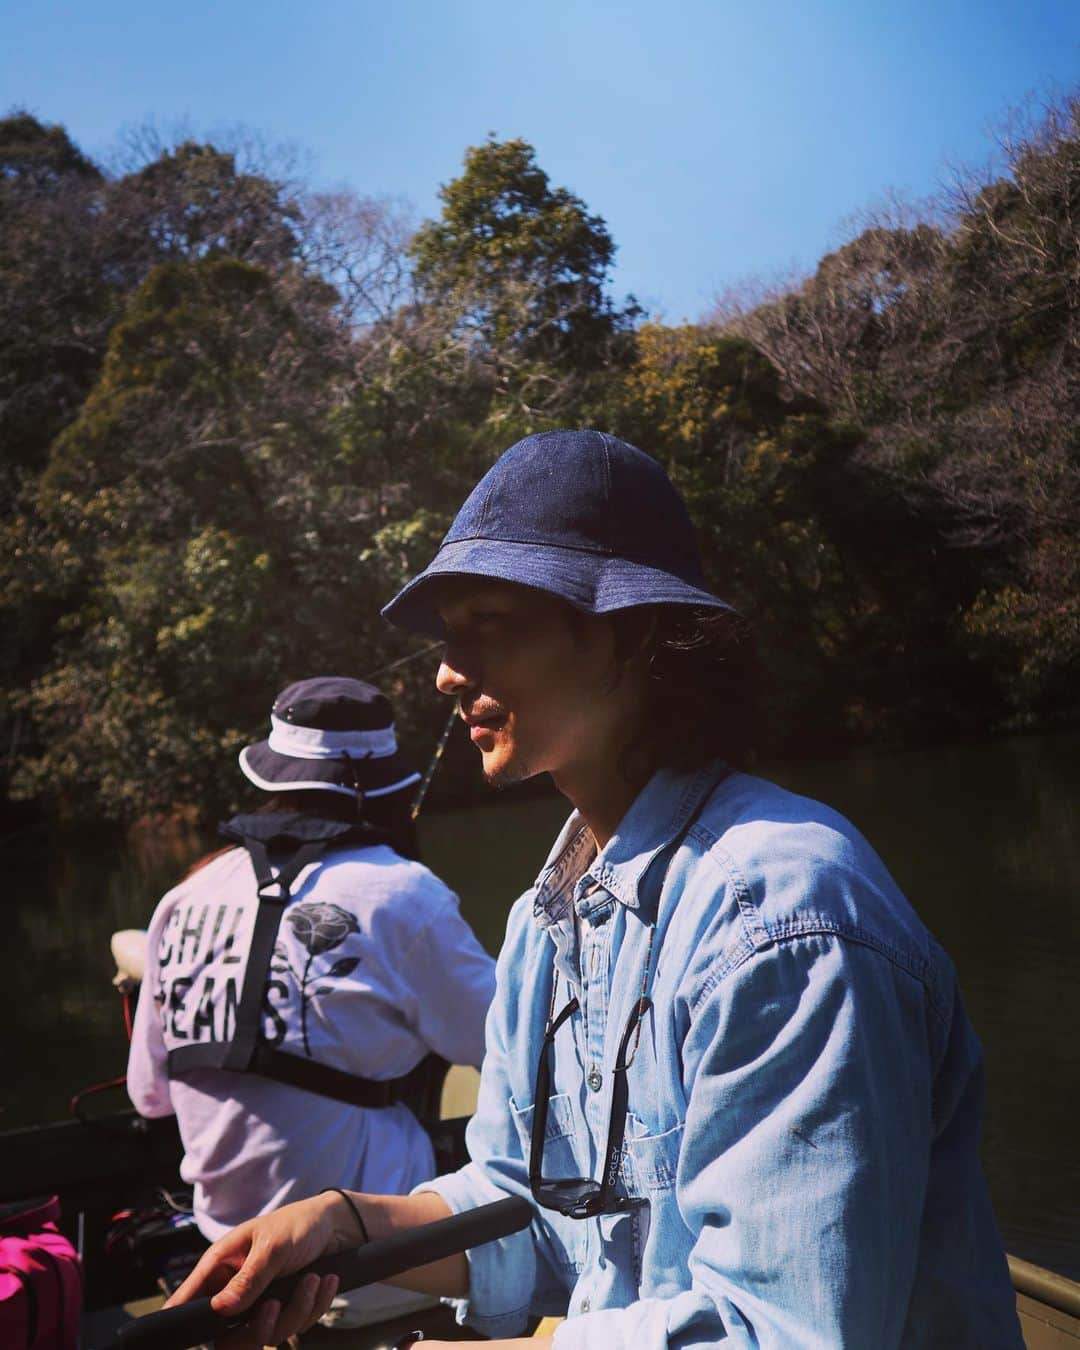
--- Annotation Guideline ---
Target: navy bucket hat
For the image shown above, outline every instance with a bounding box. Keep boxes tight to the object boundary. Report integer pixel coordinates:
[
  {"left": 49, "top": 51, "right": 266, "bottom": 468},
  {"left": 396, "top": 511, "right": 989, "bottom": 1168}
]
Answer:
[
  {"left": 382, "top": 429, "right": 730, "bottom": 635},
  {"left": 239, "top": 676, "right": 421, "bottom": 800}
]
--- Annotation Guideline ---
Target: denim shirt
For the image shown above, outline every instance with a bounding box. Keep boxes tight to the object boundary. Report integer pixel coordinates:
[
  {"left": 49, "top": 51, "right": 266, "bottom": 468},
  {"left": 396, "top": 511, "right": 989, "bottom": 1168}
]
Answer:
[{"left": 422, "top": 763, "right": 1023, "bottom": 1348}]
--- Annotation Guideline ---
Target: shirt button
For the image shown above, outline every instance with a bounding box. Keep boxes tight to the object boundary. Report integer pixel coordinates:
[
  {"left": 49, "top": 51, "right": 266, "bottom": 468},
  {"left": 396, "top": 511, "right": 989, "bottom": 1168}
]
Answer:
[
  {"left": 580, "top": 1297, "right": 590, "bottom": 1313},
  {"left": 587, "top": 1067, "right": 603, "bottom": 1092}
]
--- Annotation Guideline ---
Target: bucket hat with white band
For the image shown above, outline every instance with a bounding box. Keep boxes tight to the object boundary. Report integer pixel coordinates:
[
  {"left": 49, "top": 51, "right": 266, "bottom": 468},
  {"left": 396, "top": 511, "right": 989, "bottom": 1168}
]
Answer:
[
  {"left": 239, "top": 676, "right": 420, "bottom": 801},
  {"left": 381, "top": 428, "right": 732, "bottom": 637}
]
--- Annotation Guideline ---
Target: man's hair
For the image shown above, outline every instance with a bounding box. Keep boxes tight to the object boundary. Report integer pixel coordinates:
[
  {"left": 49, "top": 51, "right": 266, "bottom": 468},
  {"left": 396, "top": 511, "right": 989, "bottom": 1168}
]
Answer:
[{"left": 608, "top": 604, "right": 757, "bottom": 777}]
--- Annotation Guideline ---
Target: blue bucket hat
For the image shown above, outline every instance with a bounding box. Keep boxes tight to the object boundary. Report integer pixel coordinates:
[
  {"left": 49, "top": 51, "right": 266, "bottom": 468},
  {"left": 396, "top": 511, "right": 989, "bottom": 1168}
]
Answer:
[{"left": 381, "top": 429, "right": 730, "bottom": 636}]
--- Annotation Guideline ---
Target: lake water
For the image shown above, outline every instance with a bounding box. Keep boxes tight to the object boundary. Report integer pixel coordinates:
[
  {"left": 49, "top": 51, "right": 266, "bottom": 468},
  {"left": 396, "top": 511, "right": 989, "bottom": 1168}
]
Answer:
[{"left": 3, "top": 733, "right": 1077, "bottom": 1280}]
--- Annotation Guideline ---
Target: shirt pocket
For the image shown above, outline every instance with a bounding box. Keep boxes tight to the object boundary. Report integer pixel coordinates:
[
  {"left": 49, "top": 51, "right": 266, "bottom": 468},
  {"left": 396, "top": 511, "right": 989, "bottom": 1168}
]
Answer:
[
  {"left": 622, "top": 1116, "right": 687, "bottom": 1292},
  {"left": 625, "top": 1114, "right": 684, "bottom": 1194},
  {"left": 508, "top": 1092, "right": 584, "bottom": 1274},
  {"left": 509, "top": 1091, "right": 580, "bottom": 1180}
]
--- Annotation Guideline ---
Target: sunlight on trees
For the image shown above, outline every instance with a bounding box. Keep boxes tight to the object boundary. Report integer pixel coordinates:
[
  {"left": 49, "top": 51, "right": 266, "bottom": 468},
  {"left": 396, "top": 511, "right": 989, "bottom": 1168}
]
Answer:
[{"left": 2, "top": 103, "right": 1079, "bottom": 823}]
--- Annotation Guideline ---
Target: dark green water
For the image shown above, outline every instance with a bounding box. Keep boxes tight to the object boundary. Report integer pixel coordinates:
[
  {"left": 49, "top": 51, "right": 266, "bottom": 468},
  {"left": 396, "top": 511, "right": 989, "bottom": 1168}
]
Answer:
[{"left": 3, "top": 734, "right": 1077, "bottom": 1279}]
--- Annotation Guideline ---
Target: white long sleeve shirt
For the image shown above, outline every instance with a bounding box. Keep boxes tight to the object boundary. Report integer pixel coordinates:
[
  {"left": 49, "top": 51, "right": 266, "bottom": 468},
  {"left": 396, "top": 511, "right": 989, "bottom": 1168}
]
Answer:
[{"left": 127, "top": 840, "right": 495, "bottom": 1240}]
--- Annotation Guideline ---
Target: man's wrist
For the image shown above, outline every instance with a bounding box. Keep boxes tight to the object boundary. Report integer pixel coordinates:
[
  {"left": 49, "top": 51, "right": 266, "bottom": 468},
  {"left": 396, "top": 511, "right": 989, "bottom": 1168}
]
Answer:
[
  {"left": 318, "top": 1188, "right": 369, "bottom": 1248},
  {"left": 316, "top": 1188, "right": 456, "bottom": 1249}
]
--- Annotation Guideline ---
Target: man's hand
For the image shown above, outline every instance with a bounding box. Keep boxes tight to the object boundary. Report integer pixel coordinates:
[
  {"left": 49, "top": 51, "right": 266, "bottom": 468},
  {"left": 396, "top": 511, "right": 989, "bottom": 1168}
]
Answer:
[
  {"left": 165, "top": 1190, "right": 353, "bottom": 1347},
  {"left": 165, "top": 1187, "right": 465, "bottom": 1347}
]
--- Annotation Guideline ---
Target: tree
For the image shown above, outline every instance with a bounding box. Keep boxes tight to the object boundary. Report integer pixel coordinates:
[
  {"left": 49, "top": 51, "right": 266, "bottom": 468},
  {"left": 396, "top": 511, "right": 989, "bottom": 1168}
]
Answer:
[
  {"left": 715, "top": 215, "right": 952, "bottom": 423},
  {"left": 0, "top": 109, "right": 100, "bottom": 187},
  {"left": 616, "top": 325, "right": 995, "bottom": 750},
  {"left": 410, "top": 137, "right": 638, "bottom": 426},
  {"left": 41, "top": 256, "right": 344, "bottom": 526},
  {"left": 10, "top": 526, "right": 279, "bottom": 819},
  {"left": 0, "top": 122, "right": 329, "bottom": 485},
  {"left": 0, "top": 114, "right": 110, "bottom": 479},
  {"left": 104, "top": 140, "right": 303, "bottom": 273},
  {"left": 712, "top": 94, "right": 1080, "bottom": 735}
]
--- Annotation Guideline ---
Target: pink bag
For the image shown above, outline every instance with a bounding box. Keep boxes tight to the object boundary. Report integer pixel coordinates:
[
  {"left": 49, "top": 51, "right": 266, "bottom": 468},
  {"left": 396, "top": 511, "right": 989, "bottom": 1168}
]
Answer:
[{"left": 0, "top": 1196, "right": 82, "bottom": 1350}]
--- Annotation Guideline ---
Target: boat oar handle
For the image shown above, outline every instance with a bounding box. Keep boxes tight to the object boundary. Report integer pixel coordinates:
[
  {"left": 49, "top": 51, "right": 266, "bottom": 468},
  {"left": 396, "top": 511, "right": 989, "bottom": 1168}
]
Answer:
[{"left": 103, "top": 1195, "right": 533, "bottom": 1350}]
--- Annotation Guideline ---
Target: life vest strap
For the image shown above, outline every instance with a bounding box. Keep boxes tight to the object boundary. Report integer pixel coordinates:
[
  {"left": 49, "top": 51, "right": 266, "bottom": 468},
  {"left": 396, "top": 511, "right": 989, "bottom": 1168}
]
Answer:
[
  {"left": 167, "top": 1042, "right": 416, "bottom": 1110},
  {"left": 223, "top": 839, "right": 328, "bottom": 1073}
]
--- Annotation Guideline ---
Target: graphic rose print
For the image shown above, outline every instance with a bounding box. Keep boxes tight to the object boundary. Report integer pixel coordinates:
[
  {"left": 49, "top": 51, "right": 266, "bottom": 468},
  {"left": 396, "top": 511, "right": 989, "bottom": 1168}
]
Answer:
[
  {"left": 287, "top": 902, "right": 359, "bottom": 956},
  {"left": 274, "top": 902, "right": 362, "bottom": 1055}
]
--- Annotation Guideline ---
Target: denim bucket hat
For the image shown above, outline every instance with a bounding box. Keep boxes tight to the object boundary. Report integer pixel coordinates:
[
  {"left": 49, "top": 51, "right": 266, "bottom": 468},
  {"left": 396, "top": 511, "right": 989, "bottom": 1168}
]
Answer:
[
  {"left": 382, "top": 429, "right": 730, "bottom": 635},
  {"left": 239, "top": 676, "right": 420, "bottom": 800}
]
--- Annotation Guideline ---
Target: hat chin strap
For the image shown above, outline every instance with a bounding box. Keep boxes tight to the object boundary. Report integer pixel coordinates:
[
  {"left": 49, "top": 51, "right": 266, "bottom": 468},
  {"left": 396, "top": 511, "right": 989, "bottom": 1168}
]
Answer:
[
  {"left": 267, "top": 714, "right": 397, "bottom": 760},
  {"left": 340, "top": 749, "right": 361, "bottom": 796}
]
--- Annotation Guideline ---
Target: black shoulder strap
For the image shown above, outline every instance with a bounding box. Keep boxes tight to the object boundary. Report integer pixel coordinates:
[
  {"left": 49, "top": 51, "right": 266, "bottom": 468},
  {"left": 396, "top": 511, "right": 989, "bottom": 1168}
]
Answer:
[
  {"left": 248, "top": 1044, "right": 400, "bottom": 1108},
  {"left": 166, "top": 1042, "right": 426, "bottom": 1111},
  {"left": 223, "top": 838, "right": 327, "bottom": 1072},
  {"left": 168, "top": 836, "right": 326, "bottom": 1077}
]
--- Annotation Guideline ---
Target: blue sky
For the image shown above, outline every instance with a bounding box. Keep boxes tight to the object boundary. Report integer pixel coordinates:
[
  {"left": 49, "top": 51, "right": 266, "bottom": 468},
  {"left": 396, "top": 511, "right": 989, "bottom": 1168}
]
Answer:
[{"left": 5, "top": 0, "right": 1079, "bottom": 321}]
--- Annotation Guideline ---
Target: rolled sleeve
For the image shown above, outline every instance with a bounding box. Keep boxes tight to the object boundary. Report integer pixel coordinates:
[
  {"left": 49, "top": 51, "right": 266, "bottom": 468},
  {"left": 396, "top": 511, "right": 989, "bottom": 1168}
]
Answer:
[{"left": 413, "top": 1162, "right": 543, "bottom": 1338}]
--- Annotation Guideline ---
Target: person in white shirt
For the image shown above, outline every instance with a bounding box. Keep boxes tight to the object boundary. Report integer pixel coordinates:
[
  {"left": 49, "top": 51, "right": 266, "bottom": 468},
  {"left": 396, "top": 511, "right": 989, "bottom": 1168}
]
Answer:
[{"left": 127, "top": 676, "right": 496, "bottom": 1251}]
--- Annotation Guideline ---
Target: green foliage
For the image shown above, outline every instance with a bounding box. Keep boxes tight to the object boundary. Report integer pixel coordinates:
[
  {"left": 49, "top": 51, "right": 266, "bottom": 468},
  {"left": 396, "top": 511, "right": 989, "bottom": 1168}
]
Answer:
[
  {"left": 106, "top": 140, "right": 302, "bottom": 269},
  {"left": 411, "top": 137, "right": 624, "bottom": 346},
  {"left": 410, "top": 137, "right": 638, "bottom": 428},
  {"left": 964, "top": 538, "right": 1080, "bottom": 725},
  {"left": 0, "top": 116, "right": 112, "bottom": 478},
  {"left": 43, "top": 256, "right": 338, "bottom": 517},
  {"left": 0, "top": 111, "right": 102, "bottom": 187},
  {"left": 618, "top": 326, "right": 871, "bottom": 747},
  {"left": 12, "top": 528, "right": 267, "bottom": 815},
  {"left": 721, "top": 96, "right": 1080, "bottom": 740},
  {"left": 4, "top": 104, "right": 1080, "bottom": 825}
]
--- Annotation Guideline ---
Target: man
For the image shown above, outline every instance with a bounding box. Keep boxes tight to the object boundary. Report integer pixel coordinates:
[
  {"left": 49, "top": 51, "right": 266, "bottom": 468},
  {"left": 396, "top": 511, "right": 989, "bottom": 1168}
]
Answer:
[
  {"left": 129, "top": 676, "right": 495, "bottom": 1325},
  {"left": 172, "top": 431, "right": 1023, "bottom": 1348}
]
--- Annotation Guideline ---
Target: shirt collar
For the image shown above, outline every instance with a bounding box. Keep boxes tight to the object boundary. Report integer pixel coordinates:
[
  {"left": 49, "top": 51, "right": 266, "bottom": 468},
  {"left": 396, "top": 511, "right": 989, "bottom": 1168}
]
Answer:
[
  {"left": 532, "top": 812, "right": 595, "bottom": 930},
  {"left": 532, "top": 759, "right": 729, "bottom": 928}
]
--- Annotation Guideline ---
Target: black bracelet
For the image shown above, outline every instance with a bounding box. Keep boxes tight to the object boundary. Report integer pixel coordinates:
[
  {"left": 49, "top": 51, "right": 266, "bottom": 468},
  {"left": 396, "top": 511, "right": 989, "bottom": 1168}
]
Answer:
[{"left": 320, "top": 1187, "right": 369, "bottom": 1244}]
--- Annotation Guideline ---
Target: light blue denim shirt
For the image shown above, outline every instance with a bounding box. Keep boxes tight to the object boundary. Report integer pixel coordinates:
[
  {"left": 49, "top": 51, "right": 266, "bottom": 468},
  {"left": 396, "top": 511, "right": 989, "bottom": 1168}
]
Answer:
[{"left": 422, "top": 762, "right": 1023, "bottom": 1348}]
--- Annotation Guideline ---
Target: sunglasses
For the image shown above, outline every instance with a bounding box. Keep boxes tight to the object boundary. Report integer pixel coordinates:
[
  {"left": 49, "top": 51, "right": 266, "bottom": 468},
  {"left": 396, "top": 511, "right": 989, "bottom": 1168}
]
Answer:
[{"left": 528, "top": 928, "right": 655, "bottom": 1220}]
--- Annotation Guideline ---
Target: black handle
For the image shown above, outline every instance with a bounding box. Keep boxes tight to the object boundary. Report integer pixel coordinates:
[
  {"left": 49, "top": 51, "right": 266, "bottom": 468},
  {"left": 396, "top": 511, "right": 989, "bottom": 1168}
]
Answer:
[{"left": 102, "top": 1195, "right": 533, "bottom": 1350}]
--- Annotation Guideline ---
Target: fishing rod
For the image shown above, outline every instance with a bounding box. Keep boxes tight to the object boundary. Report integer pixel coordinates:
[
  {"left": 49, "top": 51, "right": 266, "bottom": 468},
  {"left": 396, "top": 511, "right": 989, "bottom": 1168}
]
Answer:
[
  {"left": 411, "top": 707, "right": 458, "bottom": 821},
  {"left": 364, "top": 641, "right": 443, "bottom": 682},
  {"left": 101, "top": 1196, "right": 532, "bottom": 1350},
  {"left": 362, "top": 641, "right": 459, "bottom": 822}
]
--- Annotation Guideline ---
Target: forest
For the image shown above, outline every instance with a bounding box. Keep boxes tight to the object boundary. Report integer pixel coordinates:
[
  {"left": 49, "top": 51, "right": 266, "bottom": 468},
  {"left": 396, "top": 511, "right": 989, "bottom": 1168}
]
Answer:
[{"left": 2, "top": 98, "right": 1078, "bottom": 824}]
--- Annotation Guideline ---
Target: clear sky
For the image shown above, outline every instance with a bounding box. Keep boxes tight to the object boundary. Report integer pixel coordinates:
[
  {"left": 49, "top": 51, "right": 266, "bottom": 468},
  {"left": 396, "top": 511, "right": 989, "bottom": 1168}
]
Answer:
[{"left": 4, "top": 0, "right": 1079, "bottom": 321}]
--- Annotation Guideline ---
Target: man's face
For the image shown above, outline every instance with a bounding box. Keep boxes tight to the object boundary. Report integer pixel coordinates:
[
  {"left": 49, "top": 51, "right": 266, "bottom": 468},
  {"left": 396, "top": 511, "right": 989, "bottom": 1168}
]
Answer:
[{"left": 433, "top": 578, "right": 641, "bottom": 789}]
